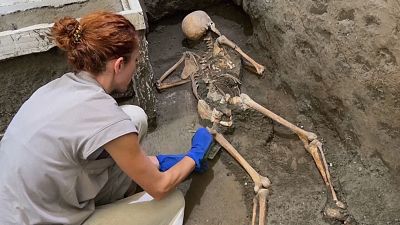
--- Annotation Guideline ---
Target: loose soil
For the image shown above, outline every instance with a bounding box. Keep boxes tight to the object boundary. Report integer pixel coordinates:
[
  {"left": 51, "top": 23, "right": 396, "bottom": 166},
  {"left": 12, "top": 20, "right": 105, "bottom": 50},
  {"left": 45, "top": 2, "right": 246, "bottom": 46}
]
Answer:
[{"left": 145, "top": 2, "right": 400, "bottom": 225}]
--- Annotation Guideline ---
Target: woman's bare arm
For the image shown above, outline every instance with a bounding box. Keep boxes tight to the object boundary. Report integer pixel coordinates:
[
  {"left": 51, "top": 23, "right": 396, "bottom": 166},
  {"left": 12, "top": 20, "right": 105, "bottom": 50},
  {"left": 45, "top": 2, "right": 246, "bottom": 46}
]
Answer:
[
  {"left": 104, "top": 133, "right": 195, "bottom": 200},
  {"left": 147, "top": 156, "right": 160, "bottom": 169}
]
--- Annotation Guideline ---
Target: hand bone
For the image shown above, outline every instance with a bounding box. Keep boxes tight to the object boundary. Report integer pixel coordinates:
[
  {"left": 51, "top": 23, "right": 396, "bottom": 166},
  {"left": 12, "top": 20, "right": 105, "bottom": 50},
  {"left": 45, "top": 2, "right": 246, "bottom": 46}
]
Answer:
[{"left": 197, "top": 100, "right": 232, "bottom": 127}]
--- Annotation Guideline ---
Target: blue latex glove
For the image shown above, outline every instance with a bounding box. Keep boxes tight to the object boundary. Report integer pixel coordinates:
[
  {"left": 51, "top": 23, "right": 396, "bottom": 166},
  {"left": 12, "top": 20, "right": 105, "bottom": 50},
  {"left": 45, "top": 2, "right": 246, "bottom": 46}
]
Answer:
[
  {"left": 186, "top": 127, "right": 213, "bottom": 172},
  {"left": 156, "top": 154, "right": 185, "bottom": 172},
  {"left": 156, "top": 153, "right": 207, "bottom": 173}
]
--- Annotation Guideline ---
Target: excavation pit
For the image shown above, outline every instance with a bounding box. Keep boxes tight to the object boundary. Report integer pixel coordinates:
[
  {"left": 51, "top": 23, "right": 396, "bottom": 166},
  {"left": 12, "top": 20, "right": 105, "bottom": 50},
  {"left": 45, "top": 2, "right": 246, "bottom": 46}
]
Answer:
[{"left": 1, "top": 1, "right": 399, "bottom": 224}]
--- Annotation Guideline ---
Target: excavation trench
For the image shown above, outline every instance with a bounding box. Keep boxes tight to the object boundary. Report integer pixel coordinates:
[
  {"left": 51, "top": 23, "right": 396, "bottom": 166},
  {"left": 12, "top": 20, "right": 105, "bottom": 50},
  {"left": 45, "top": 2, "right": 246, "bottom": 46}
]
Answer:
[
  {"left": 144, "top": 1, "right": 400, "bottom": 225},
  {"left": 0, "top": 0, "right": 399, "bottom": 224}
]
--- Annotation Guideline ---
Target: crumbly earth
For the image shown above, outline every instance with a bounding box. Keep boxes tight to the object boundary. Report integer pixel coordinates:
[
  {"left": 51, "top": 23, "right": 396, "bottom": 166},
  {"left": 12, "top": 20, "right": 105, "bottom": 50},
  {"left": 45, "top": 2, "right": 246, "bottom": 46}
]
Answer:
[
  {"left": 0, "top": 0, "right": 399, "bottom": 224},
  {"left": 145, "top": 2, "right": 400, "bottom": 225}
]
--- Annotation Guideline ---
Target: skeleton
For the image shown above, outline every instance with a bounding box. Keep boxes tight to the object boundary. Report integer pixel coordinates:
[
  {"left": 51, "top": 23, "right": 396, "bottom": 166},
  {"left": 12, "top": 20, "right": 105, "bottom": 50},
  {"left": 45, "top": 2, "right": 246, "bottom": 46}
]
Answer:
[{"left": 156, "top": 10, "right": 347, "bottom": 224}]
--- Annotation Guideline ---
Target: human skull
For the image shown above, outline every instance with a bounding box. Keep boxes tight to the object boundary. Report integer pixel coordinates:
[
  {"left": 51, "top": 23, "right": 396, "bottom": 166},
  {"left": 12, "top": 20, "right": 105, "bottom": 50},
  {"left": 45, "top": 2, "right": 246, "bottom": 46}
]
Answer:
[{"left": 182, "top": 10, "right": 221, "bottom": 41}]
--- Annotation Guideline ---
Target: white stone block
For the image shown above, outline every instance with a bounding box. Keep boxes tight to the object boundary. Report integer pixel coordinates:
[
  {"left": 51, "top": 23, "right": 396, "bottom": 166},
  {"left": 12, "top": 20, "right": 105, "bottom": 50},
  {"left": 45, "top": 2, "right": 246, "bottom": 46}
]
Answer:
[{"left": 0, "top": 0, "right": 146, "bottom": 61}]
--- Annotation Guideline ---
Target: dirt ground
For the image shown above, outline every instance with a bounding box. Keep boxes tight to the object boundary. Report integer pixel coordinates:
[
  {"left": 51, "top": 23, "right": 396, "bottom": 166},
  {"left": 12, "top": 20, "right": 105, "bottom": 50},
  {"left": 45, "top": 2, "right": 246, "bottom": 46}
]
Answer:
[
  {"left": 0, "top": 1, "right": 399, "bottom": 224},
  {"left": 144, "top": 2, "right": 400, "bottom": 225}
]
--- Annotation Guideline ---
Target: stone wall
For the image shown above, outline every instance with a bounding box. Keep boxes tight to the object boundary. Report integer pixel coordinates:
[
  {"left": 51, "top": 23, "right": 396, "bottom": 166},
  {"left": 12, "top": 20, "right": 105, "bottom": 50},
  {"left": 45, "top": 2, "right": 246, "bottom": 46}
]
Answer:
[{"left": 132, "top": 33, "right": 157, "bottom": 128}]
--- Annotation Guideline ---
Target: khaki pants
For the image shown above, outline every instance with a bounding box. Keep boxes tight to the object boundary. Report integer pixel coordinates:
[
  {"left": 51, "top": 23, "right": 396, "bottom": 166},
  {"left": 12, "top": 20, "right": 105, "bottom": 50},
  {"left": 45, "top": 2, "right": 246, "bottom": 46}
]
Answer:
[
  {"left": 84, "top": 105, "right": 185, "bottom": 225},
  {"left": 83, "top": 190, "right": 185, "bottom": 225}
]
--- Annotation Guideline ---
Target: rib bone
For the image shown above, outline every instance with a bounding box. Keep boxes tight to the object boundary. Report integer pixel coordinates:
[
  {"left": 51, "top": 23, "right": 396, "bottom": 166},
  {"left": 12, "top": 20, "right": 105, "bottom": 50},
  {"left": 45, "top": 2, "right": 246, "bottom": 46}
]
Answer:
[
  {"left": 211, "top": 130, "right": 271, "bottom": 193},
  {"left": 216, "top": 35, "right": 265, "bottom": 75}
]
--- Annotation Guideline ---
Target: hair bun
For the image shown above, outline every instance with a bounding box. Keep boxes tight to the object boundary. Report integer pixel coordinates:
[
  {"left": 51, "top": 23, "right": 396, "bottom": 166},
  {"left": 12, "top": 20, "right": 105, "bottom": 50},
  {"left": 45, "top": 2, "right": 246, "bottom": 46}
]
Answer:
[{"left": 51, "top": 17, "right": 81, "bottom": 51}]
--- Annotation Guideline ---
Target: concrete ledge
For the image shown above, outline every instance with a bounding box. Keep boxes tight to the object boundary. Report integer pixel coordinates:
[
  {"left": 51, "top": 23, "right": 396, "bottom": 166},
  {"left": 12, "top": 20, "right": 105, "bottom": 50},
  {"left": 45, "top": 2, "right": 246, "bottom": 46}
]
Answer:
[
  {"left": 0, "top": 0, "right": 88, "bottom": 15},
  {"left": 0, "top": 0, "right": 146, "bottom": 61}
]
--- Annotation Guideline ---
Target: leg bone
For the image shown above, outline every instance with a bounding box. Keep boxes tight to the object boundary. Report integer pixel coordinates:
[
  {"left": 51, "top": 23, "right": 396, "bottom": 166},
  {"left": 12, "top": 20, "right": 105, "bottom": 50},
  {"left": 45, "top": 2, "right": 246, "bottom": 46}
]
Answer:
[
  {"left": 210, "top": 130, "right": 271, "bottom": 193},
  {"left": 307, "top": 140, "right": 345, "bottom": 209},
  {"left": 252, "top": 195, "right": 258, "bottom": 225},
  {"left": 257, "top": 189, "right": 269, "bottom": 225},
  {"left": 231, "top": 93, "right": 317, "bottom": 141},
  {"left": 231, "top": 93, "right": 345, "bottom": 208},
  {"left": 216, "top": 35, "right": 265, "bottom": 75},
  {"left": 251, "top": 189, "right": 269, "bottom": 225}
]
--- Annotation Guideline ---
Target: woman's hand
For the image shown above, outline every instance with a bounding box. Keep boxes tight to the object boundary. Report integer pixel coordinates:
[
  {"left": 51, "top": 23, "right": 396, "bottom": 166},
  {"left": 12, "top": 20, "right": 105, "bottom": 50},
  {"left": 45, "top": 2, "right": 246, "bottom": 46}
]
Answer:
[
  {"left": 104, "top": 133, "right": 195, "bottom": 200},
  {"left": 185, "top": 127, "right": 213, "bottom": 172}
]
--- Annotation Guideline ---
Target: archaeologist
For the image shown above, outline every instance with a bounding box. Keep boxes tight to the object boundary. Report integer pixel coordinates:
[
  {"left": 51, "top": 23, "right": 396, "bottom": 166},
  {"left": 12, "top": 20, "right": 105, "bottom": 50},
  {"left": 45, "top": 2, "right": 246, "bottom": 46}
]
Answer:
[{"left": 0, "top": 11, "right": 213, "bottom": 225}]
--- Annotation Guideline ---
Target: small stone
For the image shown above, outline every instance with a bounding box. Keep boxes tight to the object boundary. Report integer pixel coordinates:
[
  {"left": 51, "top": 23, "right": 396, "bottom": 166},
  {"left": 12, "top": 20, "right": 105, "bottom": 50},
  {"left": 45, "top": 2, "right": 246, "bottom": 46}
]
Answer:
[
  {"left": 244, "top": 182, "right": 248, "bottom": 186},
  {"left": 290, "top": 159, "right": 298, "bottom": 171}
]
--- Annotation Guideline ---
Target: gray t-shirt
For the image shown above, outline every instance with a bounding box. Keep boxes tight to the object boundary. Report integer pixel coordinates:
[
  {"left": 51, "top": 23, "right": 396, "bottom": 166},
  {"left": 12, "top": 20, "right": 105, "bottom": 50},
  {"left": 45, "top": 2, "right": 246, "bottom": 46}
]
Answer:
[{"left": 0, "top": 72, "right": 137, "bottom": 225}]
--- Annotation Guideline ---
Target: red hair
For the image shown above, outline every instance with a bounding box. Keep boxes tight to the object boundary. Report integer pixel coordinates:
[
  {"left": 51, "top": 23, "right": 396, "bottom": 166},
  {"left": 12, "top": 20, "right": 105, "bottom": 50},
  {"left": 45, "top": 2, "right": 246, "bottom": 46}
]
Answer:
[{"left": 51, "top": 11, "right": 139, "bottom": 75}]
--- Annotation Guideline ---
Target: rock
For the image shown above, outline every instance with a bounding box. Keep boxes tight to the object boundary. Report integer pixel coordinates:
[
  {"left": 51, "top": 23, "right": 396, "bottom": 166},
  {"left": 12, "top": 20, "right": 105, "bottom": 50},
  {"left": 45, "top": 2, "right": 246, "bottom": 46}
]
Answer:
[{"left": 143, "top": 0, "right": 224, "bottom": 21}]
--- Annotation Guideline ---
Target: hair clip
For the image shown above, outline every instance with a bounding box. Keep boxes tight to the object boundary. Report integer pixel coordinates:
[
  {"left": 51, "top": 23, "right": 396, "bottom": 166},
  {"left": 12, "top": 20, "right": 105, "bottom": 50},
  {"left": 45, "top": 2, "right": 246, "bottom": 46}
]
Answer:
[{"left": 73, "top": 25, "right": 82, "bottom": 44}]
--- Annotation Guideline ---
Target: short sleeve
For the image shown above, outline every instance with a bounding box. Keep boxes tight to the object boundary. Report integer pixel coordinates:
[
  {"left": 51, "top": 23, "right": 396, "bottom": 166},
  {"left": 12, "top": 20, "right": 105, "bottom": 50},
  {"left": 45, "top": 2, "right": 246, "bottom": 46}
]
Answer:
[{"left": 81, "top": 119, "right": 137, "bottom": 159}]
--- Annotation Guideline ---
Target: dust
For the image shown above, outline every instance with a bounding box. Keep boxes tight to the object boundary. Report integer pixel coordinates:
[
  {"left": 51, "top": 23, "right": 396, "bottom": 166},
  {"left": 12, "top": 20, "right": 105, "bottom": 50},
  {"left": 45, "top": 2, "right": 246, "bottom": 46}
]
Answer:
[{"left": 148, "top": 1, "right": 400, "bottom": 225}]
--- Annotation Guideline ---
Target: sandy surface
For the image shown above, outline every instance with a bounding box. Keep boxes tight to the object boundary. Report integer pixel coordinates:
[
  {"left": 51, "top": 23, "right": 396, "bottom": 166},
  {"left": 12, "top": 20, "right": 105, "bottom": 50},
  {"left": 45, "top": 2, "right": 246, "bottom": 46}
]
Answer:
[
  {"left": 144, "top": 2, "right": 400, "bottom": 225},
  {"left": 0, "top": 1, "right": 399, "bottom": 224}
]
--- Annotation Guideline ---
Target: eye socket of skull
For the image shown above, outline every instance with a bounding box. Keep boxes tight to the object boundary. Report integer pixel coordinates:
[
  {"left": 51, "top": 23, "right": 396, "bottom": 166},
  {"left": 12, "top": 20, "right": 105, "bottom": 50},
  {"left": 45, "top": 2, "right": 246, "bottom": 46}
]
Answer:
[{"left": 182, "top": 10, "right": 213, "bottom": 41}]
